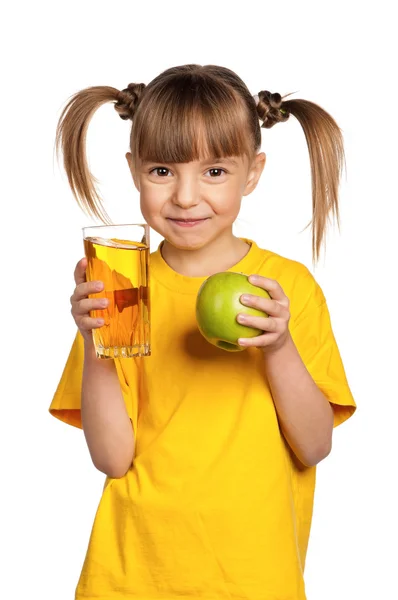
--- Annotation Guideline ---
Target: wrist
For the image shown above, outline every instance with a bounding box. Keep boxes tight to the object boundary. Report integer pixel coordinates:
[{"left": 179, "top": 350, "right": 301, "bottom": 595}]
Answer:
[
  {"left": 83, "top": 338, "right": 117, "bottom": 368},
  {"left": 262, "top": 331, "right": 293, "bottom": 359},
  {"left": 83, "top": 337, "right": 98, "bottom": 361}
]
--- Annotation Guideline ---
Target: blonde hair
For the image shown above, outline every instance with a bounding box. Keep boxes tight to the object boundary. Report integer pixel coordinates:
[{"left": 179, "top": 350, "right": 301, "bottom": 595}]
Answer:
[{"left": 55, "top": 63, "right": 346, "bottom": 264}]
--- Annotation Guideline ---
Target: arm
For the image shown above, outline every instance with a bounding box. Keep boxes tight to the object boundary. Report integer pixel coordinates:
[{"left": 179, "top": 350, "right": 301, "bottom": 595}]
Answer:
[
  {"left": 82, "top": 339, "right": 135, "bottom": 478},
  {"left": 67, "top": 258, "right": 135, "bottom": 478},
  {"left": 238, "top": 274, "right": 334, "bottom": 468},
  {"left": 263, "top": 332, "right": 333, "bottom": 467}
]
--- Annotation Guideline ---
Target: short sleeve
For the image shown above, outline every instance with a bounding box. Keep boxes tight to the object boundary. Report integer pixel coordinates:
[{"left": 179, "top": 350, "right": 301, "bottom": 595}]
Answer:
[
  {"left": 289, "top": 274, "right": 357, "bottom": 428},
  {"left": 48, "top": 329, "right": 138, "bottom": 431}
]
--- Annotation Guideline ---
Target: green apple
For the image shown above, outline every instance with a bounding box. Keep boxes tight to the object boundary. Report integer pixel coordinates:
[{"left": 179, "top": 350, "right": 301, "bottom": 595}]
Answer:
[{"left": 196, "top": 271, "right": 271, "bottom": 352}]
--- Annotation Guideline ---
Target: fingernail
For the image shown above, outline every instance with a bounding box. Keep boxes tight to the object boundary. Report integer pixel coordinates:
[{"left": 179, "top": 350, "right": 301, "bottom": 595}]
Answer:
[
  {"left": 241, "top": 294, "right": 250, "bottom": 302},
  {"left": 100, "top": 298, "right": 108, "bottom": 307},
  {"left": 237, "top": 314, "right": 246, "bottom": 323},
  {"left": 97, "top": 319, "right": 104, "bottom": 326},
  {"left": 238, "top": 339, "right": 247, "bottom": 346},
  {"left": 95, "top": 281, "right": 103, "bottom": 290}
]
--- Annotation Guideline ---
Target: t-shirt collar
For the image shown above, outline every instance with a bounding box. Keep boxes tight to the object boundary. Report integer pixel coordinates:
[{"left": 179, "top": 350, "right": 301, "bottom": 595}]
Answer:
[{"left": 150, "top": 238, "right": 268, "bottom": 294}]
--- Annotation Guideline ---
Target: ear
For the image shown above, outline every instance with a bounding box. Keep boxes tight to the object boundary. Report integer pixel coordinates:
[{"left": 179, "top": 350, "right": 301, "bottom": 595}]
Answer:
[
  {"left": 242, "top": 152, "right": 266, "bottom": 196},
  {"left": 126, "top": 152, "right": 140, "bottom": 192}
]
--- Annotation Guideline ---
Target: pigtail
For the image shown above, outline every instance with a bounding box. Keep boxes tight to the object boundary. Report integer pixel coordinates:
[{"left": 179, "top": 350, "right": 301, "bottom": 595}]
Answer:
[
  {"left": 55, "top": 83, "right": 145, "bottom": 222},
  {"left": 257, "top": 91, "right": 346, "bottom": 265}
]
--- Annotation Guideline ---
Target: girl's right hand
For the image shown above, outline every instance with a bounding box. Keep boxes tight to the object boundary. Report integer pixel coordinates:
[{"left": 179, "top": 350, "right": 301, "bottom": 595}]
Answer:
[{"left": 70, "top": 257, "right": 109, "bottom": 344}]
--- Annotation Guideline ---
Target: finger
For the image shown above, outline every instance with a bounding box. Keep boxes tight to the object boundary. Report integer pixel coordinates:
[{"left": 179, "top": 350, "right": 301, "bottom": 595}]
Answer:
[
  {"left": 248, "top": 274, "right": 287, "bottom": 302},
  {"left": 74, "top": 257, "right": 88, "bottom": 287},
  {"left": 237, "top": 314, "right": 277, "bottom": 332},
  {"left": 238, "top": 332, "right": 280, "bottom": 347},
  {"left": 73, "top": 297, "right": 109, "bottom": 316},
  {"left": 78, "top": 315, "right": 105, "bottom": 331},
  {"left": 240, "top": 294, "right": 285, "bottom": 317},
  {"left": 71, "top": 280, "right": 104, "bottom": 303}
]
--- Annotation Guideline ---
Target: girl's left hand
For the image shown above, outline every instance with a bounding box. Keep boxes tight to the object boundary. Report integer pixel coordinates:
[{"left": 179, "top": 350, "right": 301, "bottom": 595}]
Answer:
[{"left": 237, "top": 274, "right": 291, "bottom": 353}]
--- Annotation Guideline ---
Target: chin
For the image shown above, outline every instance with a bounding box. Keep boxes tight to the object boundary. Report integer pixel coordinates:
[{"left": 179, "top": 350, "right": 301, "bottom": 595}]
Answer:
[{"left": 164, "top": 232, "right": 209, "bottom": 251}]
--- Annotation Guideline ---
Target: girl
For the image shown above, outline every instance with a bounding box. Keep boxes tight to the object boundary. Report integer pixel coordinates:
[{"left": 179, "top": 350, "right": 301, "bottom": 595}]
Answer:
[{"left": 50, "top": 64, "right": 356, "bottom": 600}]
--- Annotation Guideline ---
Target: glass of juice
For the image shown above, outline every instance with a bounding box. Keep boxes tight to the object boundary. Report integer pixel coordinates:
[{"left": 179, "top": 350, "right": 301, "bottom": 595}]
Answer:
[{"left": 82, "top": 223, "right": 150, "bottom": 359}]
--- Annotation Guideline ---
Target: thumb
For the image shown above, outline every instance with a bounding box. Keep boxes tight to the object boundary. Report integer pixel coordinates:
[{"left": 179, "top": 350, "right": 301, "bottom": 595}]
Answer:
[{"left": 74, "top": 257, "right": 88, "bottom": 286}]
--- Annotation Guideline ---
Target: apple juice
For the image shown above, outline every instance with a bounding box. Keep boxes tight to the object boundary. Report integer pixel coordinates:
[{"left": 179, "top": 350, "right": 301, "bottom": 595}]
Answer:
[{"left": 84, "top": 236, "right": 150, "bottom": 358}]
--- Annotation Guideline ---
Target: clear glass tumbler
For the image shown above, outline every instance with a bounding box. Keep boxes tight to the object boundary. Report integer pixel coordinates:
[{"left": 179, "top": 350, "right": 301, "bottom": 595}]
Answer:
[{"left": 82, "top": 223, "right": 150, "bottom": 358}]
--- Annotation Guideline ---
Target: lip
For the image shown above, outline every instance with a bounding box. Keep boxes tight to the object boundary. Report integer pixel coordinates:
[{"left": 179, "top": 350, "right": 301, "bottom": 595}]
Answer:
[{"left": 167, "top": 218, "right": 210, "bottom": 228}]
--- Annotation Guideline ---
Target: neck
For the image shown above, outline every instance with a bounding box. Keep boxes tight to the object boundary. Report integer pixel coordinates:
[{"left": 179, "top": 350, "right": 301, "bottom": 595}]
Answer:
[{"left": 161, "top": 231, "right": 250, "bottom": 277}]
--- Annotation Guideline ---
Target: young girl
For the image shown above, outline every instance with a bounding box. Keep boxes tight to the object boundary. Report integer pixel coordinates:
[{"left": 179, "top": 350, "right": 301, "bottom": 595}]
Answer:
[{"left": 50, "top": 64, "right": 356, "bottom": 600}]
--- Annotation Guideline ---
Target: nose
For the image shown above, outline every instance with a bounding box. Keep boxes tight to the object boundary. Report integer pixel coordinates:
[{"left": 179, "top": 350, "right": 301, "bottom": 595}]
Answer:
[{"left": 171, "top": 176, "right": 200, "bottom": 209}]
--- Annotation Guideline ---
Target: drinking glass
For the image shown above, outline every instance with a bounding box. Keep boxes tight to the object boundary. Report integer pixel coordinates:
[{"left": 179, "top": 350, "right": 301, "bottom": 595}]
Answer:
[{"left": 82, "top": 223, "right": 150, "bottom": 358}]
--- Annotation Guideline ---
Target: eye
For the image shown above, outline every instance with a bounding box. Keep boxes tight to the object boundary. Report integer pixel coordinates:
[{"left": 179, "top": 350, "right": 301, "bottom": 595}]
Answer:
[
  {"left": 149, "top": 167, "right": 171, "bottom": 177},
  {"left": 206, "top": 168, "right": 227, "bottom": 177}
]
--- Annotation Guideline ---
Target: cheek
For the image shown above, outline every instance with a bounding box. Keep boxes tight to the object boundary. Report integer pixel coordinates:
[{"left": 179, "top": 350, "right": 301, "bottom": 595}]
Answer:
[
  {"left": 211, "top": 182, "right": 242, "bottom": 216},
  {"left": 139, "top": 187, "right": 167, "bottom": 218}
]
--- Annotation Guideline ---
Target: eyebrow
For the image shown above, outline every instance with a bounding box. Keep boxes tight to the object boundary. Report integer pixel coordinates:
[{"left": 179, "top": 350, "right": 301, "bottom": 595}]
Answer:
[{"left": 201, "top": 157, "right": 238, "bottom": 166}]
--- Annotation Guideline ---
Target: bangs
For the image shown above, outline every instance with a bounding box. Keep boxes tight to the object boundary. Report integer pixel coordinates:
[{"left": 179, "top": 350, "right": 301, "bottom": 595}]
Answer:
[{"left": 131, "top": 79, "right": 254, "bottom": 164}]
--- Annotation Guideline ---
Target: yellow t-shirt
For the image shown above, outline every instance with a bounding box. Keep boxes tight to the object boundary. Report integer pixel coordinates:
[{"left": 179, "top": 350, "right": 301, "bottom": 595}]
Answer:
[{"left": 49, "top": 239, "right": 356, "bottom": 600}]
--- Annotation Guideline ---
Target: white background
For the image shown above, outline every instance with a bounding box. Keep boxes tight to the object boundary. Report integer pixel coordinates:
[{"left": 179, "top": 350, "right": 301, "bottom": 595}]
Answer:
[{"left": 1, "top": 1, "right": 397, "bottom": 598}]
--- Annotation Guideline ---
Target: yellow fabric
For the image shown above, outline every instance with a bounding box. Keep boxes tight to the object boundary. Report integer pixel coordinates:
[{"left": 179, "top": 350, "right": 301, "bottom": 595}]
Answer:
[{"left": 49, "top": 239, "right": 356, "bottom": 600}]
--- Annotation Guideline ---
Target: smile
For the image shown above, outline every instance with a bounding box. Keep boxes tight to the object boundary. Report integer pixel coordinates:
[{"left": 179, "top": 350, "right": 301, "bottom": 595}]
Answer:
[{"left": 167, "top": 218, "right": 210, "bottom": 228}]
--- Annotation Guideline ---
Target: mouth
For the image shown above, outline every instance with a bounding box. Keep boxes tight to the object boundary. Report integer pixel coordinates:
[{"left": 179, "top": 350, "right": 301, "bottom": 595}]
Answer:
[{"left": 167, "top": 217, "right": 210, "bottom": 228}]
